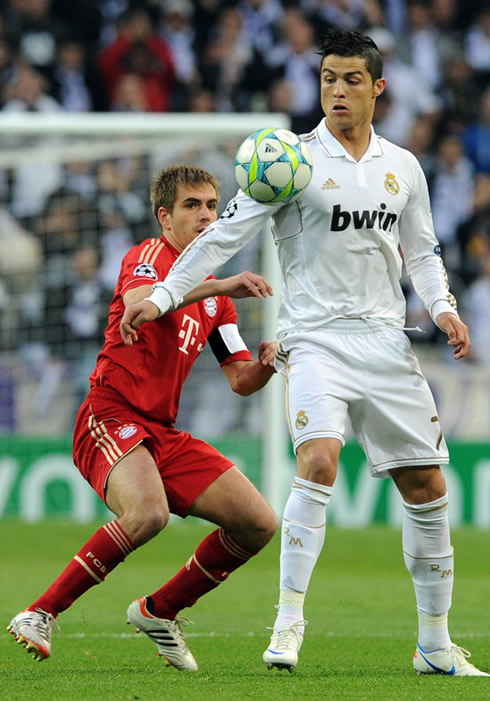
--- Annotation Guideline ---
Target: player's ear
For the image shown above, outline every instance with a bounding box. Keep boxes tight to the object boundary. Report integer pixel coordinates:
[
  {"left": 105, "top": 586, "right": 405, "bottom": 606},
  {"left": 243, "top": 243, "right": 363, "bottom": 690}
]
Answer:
[
  {"left": 158, "top": 206, "right": 171, "bottom": 232},
  {"left": 373, "top": 78, "right": 386, "bottom": 98}
]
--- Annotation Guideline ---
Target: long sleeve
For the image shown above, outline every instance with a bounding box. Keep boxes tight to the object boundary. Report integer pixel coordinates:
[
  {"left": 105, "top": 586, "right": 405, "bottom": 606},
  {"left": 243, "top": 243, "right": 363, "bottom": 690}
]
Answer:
[
  {"left": 162, "top": 192, "right": 275, "bottom": 310},
  {"left": 399, "top": 157, "right": 458, "bottom": 327}
]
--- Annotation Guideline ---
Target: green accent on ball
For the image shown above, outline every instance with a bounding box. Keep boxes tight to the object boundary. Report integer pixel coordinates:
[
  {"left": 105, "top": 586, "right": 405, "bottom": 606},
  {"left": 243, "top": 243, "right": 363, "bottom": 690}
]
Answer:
[
  {"left": 249, "top": 151, "right": 259, "bottom": 183},
  {"left": 255, "top": 128, "right": 276, "bottom": 145},
  {"left": 274, "top": 180, "right": 294, "bottom": 201},
  {"left": 283, "top": 141, "right": 299, "bottom": 170}
]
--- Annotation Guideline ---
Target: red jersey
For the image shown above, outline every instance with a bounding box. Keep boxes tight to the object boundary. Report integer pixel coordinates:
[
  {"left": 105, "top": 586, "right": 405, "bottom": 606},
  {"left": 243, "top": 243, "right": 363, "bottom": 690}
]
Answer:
[{"left": 89, "top": 236, "right": 252, "bottom": 425}]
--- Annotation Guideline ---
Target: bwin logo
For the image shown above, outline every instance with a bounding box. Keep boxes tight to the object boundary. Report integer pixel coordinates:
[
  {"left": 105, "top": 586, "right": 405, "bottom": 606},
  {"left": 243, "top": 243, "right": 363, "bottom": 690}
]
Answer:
[{"left": 331, "top": 203, "right": 397, "bottom": 232}]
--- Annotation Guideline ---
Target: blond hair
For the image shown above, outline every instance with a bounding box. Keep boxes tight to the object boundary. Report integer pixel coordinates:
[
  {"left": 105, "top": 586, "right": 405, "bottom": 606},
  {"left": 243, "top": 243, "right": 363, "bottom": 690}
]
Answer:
[{"left": 150, "top": 165, "right": 220, "bottom": 221}]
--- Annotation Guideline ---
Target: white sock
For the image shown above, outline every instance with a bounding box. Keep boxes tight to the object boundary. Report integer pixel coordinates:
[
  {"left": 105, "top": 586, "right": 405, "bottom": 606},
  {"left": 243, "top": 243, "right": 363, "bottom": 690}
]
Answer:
[
  {"left": 274, "top": 477, "right": 332, "bottom": 633},
  {"left": 417, "top": 612, "right": 450, "bottom": 651},
  {"left": 402, "top": 494, "right": 453, "bottom": 649}
]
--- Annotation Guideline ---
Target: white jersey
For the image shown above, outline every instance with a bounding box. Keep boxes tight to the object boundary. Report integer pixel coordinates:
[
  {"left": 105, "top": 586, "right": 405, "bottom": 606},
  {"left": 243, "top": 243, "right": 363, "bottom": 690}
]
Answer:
[{"left": 162, "top": 119, "right": 457, "bottom": 338}]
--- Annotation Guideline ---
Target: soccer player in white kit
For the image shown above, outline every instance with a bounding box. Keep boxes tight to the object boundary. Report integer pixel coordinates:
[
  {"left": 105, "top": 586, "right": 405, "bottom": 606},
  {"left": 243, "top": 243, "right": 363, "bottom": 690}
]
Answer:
[{"left": 121, "top": 29, "right": 488, "bottom": 677}]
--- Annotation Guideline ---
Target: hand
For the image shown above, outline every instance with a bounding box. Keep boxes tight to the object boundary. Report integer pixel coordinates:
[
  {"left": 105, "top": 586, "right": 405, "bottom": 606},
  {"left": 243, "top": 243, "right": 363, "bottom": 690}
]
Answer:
[
  {"left": 258, "top": 340, "right": 277, "bottom": 367},
  {"left": 216, "top": 271, "right": 273, "bottom": 300},
  {"left": 120, "top": 300, "right": 160, "bottom": 346},
  {"left": 436, "top": 312, "right": 471, "bottom": 359}
]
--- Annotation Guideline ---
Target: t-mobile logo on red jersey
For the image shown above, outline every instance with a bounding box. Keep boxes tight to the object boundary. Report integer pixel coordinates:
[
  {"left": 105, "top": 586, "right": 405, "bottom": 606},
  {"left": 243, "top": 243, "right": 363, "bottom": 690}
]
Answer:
[{"left": 179, "top": 315, "right": 202, "bottom": 355}]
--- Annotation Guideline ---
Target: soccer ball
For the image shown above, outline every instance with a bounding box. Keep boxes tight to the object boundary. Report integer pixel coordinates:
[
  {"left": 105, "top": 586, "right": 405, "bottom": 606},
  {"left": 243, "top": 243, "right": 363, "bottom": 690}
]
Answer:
[{"left": 234, "top": 128, "right": 313, "bottom": 205}]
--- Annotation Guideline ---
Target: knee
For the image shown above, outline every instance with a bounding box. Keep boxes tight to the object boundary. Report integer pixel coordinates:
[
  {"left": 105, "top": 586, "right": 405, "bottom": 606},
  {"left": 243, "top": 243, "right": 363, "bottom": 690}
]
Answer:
[
  {"left": 234, "top": 504, "right": 277, "bottom": 552},
  {"left": 299, "top": 445, "right": 337, "bottom": 485},
  {"left": 393, "top": 465, "right": 447, "bottom": 505},
  {"left": 262, "top": 507, "right": 279, "bottom": 543},
  {"left": 252, "top": 506, "right": 278, "bottom": 550},
  {"left": 120, "top": 504, "right": 169, "bottom": 547}
]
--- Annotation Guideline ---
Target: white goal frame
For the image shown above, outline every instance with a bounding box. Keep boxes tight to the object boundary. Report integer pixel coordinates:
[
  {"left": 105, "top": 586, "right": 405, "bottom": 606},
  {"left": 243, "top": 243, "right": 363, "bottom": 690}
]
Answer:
[{"left": 0, "top": 112, "right": 292, "bottom": 514}]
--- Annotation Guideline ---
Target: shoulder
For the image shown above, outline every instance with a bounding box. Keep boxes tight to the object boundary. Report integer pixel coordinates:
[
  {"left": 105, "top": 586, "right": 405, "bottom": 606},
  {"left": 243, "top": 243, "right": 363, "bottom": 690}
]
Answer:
[
  {"left": 126, "top": 237, "right": 168, "bottom": 261},
  {"left": 122, "top": 237, "right": 171, "bottom": 277},
  {"left": 300, "top": 127, "right": 318, "bottom": 146},
  {"left": 378, "top": 136, "right": 419, "bottom": 165},
  {"left": 214, "top": 295, "right": 239, "bottom": 324},
  {"left": 378, "top": 136, "right": 424, "bottom": 176}
]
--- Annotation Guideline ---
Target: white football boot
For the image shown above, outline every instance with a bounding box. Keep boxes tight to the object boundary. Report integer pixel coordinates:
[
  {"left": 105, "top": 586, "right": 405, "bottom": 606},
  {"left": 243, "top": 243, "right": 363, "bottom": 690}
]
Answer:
[
  {"left": 414, "top": 643, "right": 489, "bottom": 676},
  {"left": 263, "top": 621, "right": 307, "bottom": 673},
  {"left": 7, "top": 608, "right": 58, "bottom": 661},
  {"left": 127, "top": 597, "right": 198, "bottom": 671}
]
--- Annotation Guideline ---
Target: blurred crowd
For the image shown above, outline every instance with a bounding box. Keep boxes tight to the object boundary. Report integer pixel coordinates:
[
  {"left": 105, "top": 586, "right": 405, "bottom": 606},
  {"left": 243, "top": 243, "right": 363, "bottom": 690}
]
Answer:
[{"left": 0, "top": 0, "right": 489, "bottom": 433}]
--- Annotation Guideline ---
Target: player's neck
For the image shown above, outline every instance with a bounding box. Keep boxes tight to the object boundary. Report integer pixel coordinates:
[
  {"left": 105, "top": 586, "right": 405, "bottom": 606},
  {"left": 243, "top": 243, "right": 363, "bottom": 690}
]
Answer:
[{"left": 325, "top": 120, "right": 372, "bottom": 162}]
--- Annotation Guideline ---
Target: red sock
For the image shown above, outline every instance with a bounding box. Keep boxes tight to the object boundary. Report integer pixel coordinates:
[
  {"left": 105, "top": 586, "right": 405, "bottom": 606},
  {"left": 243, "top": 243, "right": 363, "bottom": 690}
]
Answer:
[
  {"left": 150, "top": 528, "right": 256, "bottom": 619},
  {"left": 29, "top": 521, "right": 134, "bottom": 617}
]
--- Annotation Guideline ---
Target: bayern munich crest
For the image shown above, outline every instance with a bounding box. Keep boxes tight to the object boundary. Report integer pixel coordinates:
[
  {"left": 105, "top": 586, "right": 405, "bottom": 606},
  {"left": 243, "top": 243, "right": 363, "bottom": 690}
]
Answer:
[
  {"left": 117, "top": 425, "right": 138, "bottom": 440},
  {"left": 204, "top": 297, "right": 218, "bottom": 317}
]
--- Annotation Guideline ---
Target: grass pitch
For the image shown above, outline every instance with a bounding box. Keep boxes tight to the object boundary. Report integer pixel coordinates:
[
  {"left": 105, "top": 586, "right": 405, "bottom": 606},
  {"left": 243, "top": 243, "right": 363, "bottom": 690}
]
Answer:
[{"left": 1, "top": 520, "right": 489, "bottom": 700}]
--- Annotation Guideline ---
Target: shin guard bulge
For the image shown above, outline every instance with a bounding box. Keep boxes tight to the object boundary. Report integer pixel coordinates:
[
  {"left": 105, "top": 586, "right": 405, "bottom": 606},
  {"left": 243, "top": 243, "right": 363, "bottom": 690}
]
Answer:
[
  {"left": 279, "top": 477, "right": 332, "bottom": 594},
  {"left": 402, "top": 494, "right": 454, "bottom": 616}
]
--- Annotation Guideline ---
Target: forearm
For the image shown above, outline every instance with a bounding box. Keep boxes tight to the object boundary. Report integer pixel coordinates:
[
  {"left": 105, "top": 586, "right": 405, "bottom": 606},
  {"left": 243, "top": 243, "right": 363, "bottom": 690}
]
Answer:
[
  {"left": 230, "top": 361, "right": 276, "bottom": 396},
  {"left": 407, "top": 255, "right": 458, "bottom": 327},
  {"left": 176, "top": 279, "right": 222, "bottom": 309}
]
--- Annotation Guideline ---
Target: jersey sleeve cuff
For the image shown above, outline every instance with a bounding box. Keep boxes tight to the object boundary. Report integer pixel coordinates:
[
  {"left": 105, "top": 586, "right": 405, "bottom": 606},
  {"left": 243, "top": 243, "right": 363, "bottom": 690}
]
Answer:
[
  {"left": 430, "top": 300, "right": 459, "bottom": 328},
  {"left": 144, "top": 283, "right": 182, "bottom": 317}
]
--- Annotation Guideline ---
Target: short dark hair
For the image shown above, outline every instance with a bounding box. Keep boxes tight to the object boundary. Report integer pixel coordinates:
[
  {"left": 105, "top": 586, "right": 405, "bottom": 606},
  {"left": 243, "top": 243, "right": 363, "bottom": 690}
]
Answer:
[
  {"left": 317, "top": 28, "right": 383, "bottom": 83},
  {"left": 150, "top": 165, "right": 220, "bottom": 220}
]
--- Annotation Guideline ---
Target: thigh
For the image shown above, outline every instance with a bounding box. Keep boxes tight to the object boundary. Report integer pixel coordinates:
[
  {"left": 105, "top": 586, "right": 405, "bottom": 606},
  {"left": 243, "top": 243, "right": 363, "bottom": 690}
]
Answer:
[
  {"left": 353, "top": 329, "right": 449, "bottom": 477},
  {"left": 105, "top": 444, "right": 168, "bottom": 517}
]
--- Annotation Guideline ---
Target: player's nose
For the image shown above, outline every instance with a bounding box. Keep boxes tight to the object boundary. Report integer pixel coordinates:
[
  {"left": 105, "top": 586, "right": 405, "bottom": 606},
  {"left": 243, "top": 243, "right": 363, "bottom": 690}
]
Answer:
[
  {"left": 200, "top": 206, "right": 213, "bottom": 219},
  {"left": 332, "top": 79, "right": 346, "bottom": 96}
]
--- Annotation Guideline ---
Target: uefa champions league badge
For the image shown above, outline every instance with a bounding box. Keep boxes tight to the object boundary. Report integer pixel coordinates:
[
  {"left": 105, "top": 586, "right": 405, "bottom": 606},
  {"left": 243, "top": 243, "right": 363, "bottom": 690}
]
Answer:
[
  {"left": 204, "top": 297, "right": 218, "bottom": 317},
  {"left": 133, "top": 263, "right": 157, "bottom": 279},
  {"left": 116, "top": 424, "right": 138, "bottom": 440},
  {"left": 384, "top": 172, "right": 400, "bottom": 195},
  {"left": 295, "top": 410, "right": 309, "bottom": 430},
  {"left": 434, "top": 245, "right": 442, "bottom": 256}
]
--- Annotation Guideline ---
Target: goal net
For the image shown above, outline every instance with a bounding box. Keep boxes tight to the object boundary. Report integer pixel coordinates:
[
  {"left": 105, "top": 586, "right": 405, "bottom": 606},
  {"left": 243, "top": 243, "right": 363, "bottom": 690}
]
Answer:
[{"left": 0, "top": 113, "right": 292, "bottom": 518}]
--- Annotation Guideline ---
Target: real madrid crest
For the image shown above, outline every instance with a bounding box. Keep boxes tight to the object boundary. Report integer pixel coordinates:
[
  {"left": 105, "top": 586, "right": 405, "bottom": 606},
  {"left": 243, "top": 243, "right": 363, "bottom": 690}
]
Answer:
[
  {"left": 384, "top": 171, "right": 400, "bottom": 195},
  {"left": 295, "top": 410, "right": 309, "bottom": 430}
]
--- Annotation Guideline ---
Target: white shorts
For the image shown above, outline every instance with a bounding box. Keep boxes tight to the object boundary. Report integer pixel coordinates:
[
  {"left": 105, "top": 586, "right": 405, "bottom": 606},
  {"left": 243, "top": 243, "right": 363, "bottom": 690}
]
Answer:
[{"left": 275, "top": 320, "right": 449, "bottom": 478}]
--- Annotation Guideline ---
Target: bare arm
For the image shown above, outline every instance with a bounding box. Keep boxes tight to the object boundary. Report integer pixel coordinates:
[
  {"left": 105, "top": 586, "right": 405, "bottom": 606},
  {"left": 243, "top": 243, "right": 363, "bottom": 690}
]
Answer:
[
  {"left": 120, "top": 272, "right": 273, "bottom": 346},
  {"left": 221, "top": 341, "right": 277, "bottom": 396}
]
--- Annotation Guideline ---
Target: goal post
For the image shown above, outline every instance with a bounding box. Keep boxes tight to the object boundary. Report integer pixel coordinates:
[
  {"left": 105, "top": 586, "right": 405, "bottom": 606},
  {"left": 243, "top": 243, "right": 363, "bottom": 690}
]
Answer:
[{"left": 0, "top": 112, "right": 292, "bottom": 516}]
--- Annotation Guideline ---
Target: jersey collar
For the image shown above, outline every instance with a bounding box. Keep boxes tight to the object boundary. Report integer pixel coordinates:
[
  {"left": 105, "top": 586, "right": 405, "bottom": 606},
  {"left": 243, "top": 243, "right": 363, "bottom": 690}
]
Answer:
[{"left": 315, "top": 119, "right": 384, "bottom": 162}]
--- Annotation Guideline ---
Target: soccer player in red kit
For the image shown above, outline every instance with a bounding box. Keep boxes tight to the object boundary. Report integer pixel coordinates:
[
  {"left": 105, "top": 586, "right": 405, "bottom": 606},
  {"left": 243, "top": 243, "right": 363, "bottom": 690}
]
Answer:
[{"left": 8, "top": 165, "right": 278, "bottom": 671}]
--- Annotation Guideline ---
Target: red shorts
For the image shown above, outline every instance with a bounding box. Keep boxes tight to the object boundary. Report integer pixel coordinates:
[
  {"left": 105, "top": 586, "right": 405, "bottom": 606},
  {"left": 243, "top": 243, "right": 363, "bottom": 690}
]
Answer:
[{"left": 73, "top": 388, "right": 233, "bottom": 518}]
